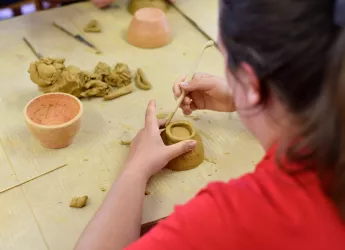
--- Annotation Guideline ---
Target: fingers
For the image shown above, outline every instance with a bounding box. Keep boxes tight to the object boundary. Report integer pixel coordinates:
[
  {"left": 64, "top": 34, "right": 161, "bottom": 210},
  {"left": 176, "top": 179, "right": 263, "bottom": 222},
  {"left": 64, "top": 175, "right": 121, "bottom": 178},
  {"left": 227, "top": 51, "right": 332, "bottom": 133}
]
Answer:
[
  {"left": 182, "top": 96, "right": 193, "bottom": 105},
  {"left": 172, "top": 75, "right": 186, "bottom": 99},
  {"left": 164, "top": 140, "right": 197, "bottom": 160},
  {"left": 179, "top": 73, "right": 214, "bottom": 92},
  {"left": 180, "top": 100, "right": 197, "bottom": 115},
  {"left": 145, "top": 100, "right": 158, "bottom": 131}
]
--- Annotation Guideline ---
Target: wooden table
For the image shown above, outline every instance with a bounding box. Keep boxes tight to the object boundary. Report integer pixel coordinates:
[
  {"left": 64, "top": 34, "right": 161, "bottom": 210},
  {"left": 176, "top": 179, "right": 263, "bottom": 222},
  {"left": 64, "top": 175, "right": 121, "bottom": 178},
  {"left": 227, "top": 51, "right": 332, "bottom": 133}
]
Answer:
[
  {"left": 0, "top": 1, "right": 263, "bottom": 249},
  {"left": 173, "top": 0, "right": 219, "bottom": 41}
]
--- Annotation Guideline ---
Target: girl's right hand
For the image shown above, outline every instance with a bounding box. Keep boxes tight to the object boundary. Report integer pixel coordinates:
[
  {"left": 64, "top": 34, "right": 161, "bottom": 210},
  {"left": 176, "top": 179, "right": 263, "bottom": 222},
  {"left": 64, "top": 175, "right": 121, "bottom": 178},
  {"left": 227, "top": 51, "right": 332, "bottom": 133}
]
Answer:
[{"left": 173, "top": 73, "right": 236, "bottom": 115}]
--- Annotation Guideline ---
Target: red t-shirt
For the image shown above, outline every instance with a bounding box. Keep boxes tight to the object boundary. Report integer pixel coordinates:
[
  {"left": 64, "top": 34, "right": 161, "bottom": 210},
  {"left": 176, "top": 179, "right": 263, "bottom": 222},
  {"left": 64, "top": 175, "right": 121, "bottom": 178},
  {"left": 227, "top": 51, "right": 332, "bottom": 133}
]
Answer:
[{"left": 127, "top": 146, "right": 345, "bottom": 250}]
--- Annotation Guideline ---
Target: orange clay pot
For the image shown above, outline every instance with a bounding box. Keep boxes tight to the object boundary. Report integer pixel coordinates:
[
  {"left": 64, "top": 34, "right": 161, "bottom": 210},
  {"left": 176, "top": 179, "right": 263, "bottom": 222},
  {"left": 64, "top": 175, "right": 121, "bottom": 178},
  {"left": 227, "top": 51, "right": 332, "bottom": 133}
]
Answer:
[
  {"left": 24, "top": 93, "right": 83, "bottom": 149},
  {"left": 127, "top": 7, "right": 172, "bottom": 49}
]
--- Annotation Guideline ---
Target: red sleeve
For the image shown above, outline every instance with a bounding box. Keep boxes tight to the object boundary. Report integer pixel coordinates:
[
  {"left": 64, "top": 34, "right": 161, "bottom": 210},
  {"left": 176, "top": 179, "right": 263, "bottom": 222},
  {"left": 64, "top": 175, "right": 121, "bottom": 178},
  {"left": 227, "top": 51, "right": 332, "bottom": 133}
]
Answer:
[{"left": 125, "top": 176, "right": 272, "bottom": 250}]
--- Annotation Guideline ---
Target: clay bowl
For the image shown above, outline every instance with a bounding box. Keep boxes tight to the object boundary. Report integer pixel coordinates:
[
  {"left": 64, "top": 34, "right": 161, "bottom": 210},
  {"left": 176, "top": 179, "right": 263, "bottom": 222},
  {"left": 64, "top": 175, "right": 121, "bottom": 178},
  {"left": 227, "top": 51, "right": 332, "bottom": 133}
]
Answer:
[
  {"left": 161, "top": 120, "right": 204, "bottom": 171},
  {"left": 24, "top": 93, "right": 83, "bottom": 149},
  {"left": 127, "top": 7, "right": 172, "bottom": 49}
]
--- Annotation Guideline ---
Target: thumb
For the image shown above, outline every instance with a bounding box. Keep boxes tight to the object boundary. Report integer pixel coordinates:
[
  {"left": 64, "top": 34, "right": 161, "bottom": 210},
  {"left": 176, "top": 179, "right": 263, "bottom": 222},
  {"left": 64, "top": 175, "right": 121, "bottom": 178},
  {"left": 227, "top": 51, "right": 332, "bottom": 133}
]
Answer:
[{"left": 164, "top": 140, "right": 197, "bottom": 160}]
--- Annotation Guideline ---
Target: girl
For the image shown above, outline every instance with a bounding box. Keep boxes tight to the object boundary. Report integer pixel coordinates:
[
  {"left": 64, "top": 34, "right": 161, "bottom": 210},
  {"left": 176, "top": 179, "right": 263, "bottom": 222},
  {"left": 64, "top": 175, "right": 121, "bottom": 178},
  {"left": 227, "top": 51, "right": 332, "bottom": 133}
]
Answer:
[{"left": 75, "top": 0, "right": 345, "bottom": 249}]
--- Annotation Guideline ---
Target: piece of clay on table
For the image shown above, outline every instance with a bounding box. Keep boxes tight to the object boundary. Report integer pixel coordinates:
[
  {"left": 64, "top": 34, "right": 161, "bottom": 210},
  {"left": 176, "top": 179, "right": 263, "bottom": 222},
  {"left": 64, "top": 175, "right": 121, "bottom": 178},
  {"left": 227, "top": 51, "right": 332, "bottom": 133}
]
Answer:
[
  {"left": 104, "top": 84, "right": 134, "bottom": 100},
  {"left": 84, "top": 19, "right": 101, "bottom": 33},
  {"left": 128, "top": 0, "right": 168, "bottom": 14},
  {"left": 28, "top": 58, "right": 66, "bottom": 87},
  {"left": 156, "top": 113, "right": 169, "bottom": 119},
  {"left": 161, "top": 120, "right": 204, "bottom": 171},
  {"left": 105, "top": 63, "right": 132, "bottom": 88},
  {"left": 28, "top": 58, "right": 135, "bottom": 100},
  {"left": 135, "top": 68, "right": 152, "bottom": 90},
  {"left": 70, "top": 196, "right": 88, "bottom": 208}
]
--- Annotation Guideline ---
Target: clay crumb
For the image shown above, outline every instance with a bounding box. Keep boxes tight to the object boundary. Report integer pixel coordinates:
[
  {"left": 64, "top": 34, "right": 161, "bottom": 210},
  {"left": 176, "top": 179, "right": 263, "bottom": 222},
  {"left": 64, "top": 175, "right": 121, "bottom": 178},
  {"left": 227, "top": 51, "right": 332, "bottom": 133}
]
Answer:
[
  {"left": 69, "top": 196, "right": 88, "bottom": 208},
  {"left": 119, "top": 140, "right": 131, "bottom": 146},
  {"left": 208, "top": 173, "right": 212, "bottom": 176},
  {"left": 84, "top": 159, "right": 88, "bottom": 161},
  {"left": 145, "top": 191, "right": 151, "bottom": 195},
  {"left": 204, "top": 157, "right": 217, "bottom": 164},
  {"left": 84, "top": 19, "right": 101, "bottom": 33},
  {"left": 224, "top": 152, "right": 231, "bottom": 155},
  {"left": 100, "top": 187, "right": 106, "bottom": 192},
  {"left": 156, "top": 113, "right": 169, "bottom": 119}
]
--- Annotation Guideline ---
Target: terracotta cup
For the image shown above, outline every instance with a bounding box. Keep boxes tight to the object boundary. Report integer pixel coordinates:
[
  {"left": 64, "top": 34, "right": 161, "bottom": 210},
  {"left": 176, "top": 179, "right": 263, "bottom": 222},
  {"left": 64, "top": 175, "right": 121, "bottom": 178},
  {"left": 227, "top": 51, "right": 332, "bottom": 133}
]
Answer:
[
  {"left": 127, "top": 7, "right": 172, "bottom": 49},
  {"left": 24, "top": 93, "right": 83, "bottom": 149},
  {"left": 161, "top": 120, "right": 204, "bottom": 171}
]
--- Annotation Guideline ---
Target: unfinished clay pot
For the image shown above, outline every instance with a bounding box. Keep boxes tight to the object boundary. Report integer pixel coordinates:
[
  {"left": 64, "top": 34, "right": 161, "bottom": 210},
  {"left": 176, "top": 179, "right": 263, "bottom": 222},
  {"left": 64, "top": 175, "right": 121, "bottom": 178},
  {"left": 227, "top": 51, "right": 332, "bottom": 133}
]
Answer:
[
  {"left": 161, "top": 120, "right": 204, "bottom": 171},
  {"left": 24, "top": 93, "right": 83, "bottom": 149},
  {"left": 127, "top": 7, "right": 172, "bottom": 49},
  {"left": 128, "top": 0, "right": 168, "bottom": 15}
]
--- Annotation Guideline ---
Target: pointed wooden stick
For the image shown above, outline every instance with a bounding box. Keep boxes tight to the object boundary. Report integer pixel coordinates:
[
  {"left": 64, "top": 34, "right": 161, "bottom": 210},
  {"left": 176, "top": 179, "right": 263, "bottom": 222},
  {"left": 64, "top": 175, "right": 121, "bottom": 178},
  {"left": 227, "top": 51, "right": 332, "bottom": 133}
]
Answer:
[{"left": 165, "top": 40, "right": 214, "bottom": 126}]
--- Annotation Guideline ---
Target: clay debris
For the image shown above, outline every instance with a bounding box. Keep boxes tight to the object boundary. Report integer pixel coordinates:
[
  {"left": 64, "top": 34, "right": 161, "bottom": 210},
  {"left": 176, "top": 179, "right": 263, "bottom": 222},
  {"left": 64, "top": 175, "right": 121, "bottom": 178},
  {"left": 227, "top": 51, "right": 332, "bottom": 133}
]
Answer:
[
  {"left": 70, "top": 196, "right": 88, "bottom": 208},
  {"left": 28, "top": 58, "right": 135, "bottom": 101},
  {"left": 84, "top": 19, "right": 101, "bottom": 33}
]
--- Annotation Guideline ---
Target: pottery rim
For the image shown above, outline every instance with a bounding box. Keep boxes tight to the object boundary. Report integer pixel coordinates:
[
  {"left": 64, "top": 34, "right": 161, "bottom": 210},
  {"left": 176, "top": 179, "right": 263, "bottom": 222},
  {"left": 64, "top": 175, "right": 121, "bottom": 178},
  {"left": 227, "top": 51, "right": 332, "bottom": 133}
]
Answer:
[
  {"left": 24, "top": 92, "right": 83, "bottom": 130},
  {"left": 134, "top": 7, "right": 165, "bottom": 22},
  {"left": 166, "top": 121, "right": 196, "bottom": 143}
]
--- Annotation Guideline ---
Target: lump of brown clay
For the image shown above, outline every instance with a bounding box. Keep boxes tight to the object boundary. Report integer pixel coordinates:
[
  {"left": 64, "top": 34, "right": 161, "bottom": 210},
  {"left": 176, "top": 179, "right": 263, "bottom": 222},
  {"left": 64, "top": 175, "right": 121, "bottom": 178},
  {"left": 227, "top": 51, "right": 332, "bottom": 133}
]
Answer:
[
  {"left": 135, "top": 68, "right": 152, "bottom": 90},
  {"left": 38, "top": 65, "right": 84, "bottom": 98},
  {"left": 29, "top": 58, "right": 135, "bottom": 101},
  {"left": 84, "top": 19, "right": 101, "bottom": 33},
  {"left": 81, "top": 80, "right": 110, "bottom": 98},
  {"left": 104, "top": 84, "right": 133, "bottom": 100},
  {"left": 128, "top": 0, "right": 168, "bottom": 14},
  {"left": 161, "top": 120, "right": 204, "bottom": 171},
  {"left": 94, "top": 62, "right": 111, "bottom": 77},
  {"left": 70, "top": 196, "right": 88, "bottom": 208},
  {"left": 28, "top": 58, "right": 65, "bottom": 87},
  {"left": 105, "top": 63, "right": 132, "bottom": 88}
]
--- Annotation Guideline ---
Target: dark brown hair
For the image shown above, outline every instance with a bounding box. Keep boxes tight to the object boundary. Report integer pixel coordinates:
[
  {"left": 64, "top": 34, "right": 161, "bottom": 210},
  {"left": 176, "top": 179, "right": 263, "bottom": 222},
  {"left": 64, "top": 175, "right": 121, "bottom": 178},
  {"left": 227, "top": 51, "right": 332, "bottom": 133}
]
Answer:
[{"left": 219, "top": 0, "right": 345, "bottom": 219}]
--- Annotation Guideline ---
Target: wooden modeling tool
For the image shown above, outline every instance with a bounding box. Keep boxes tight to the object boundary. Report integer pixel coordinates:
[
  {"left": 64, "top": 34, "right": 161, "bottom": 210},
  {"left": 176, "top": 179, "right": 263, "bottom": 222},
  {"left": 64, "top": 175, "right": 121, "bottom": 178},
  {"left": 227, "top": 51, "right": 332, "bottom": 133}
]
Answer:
[
  {"left": 165, "top": 40, "right": 215, "bottom": 126},
  {"left": 52, "top": 21, "right": 101, "bottom": 54},
  {"left": 23, "top": 37, "right": 42, "bottom": 59}
]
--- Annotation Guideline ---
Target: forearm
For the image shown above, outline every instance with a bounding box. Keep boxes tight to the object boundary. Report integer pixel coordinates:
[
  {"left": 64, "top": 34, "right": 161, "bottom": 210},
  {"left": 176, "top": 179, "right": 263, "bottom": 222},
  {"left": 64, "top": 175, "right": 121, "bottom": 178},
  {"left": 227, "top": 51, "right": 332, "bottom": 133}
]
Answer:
[{"left": 75, "top": 168, "right": 147, "bottom": 250}]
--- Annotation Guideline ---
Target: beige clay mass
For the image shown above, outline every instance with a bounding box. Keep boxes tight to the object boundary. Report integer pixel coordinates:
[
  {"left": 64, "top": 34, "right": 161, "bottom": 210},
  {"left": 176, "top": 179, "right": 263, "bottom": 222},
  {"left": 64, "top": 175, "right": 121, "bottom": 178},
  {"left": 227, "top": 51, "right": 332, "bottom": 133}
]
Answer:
[
  {"left": 84, "top": 19, "right": 101, "bottom": 33},
  {"left": 28, "top": 58, "right": 134, "bottom": 100}
]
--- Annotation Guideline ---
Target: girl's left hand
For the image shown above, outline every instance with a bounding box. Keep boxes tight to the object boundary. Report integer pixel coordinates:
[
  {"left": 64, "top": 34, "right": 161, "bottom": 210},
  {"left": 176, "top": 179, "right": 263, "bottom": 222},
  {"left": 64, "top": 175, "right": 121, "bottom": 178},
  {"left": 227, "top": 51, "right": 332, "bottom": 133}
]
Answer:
[{"left": 123, "top": 100, "right": 196, "bottom": 180}]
